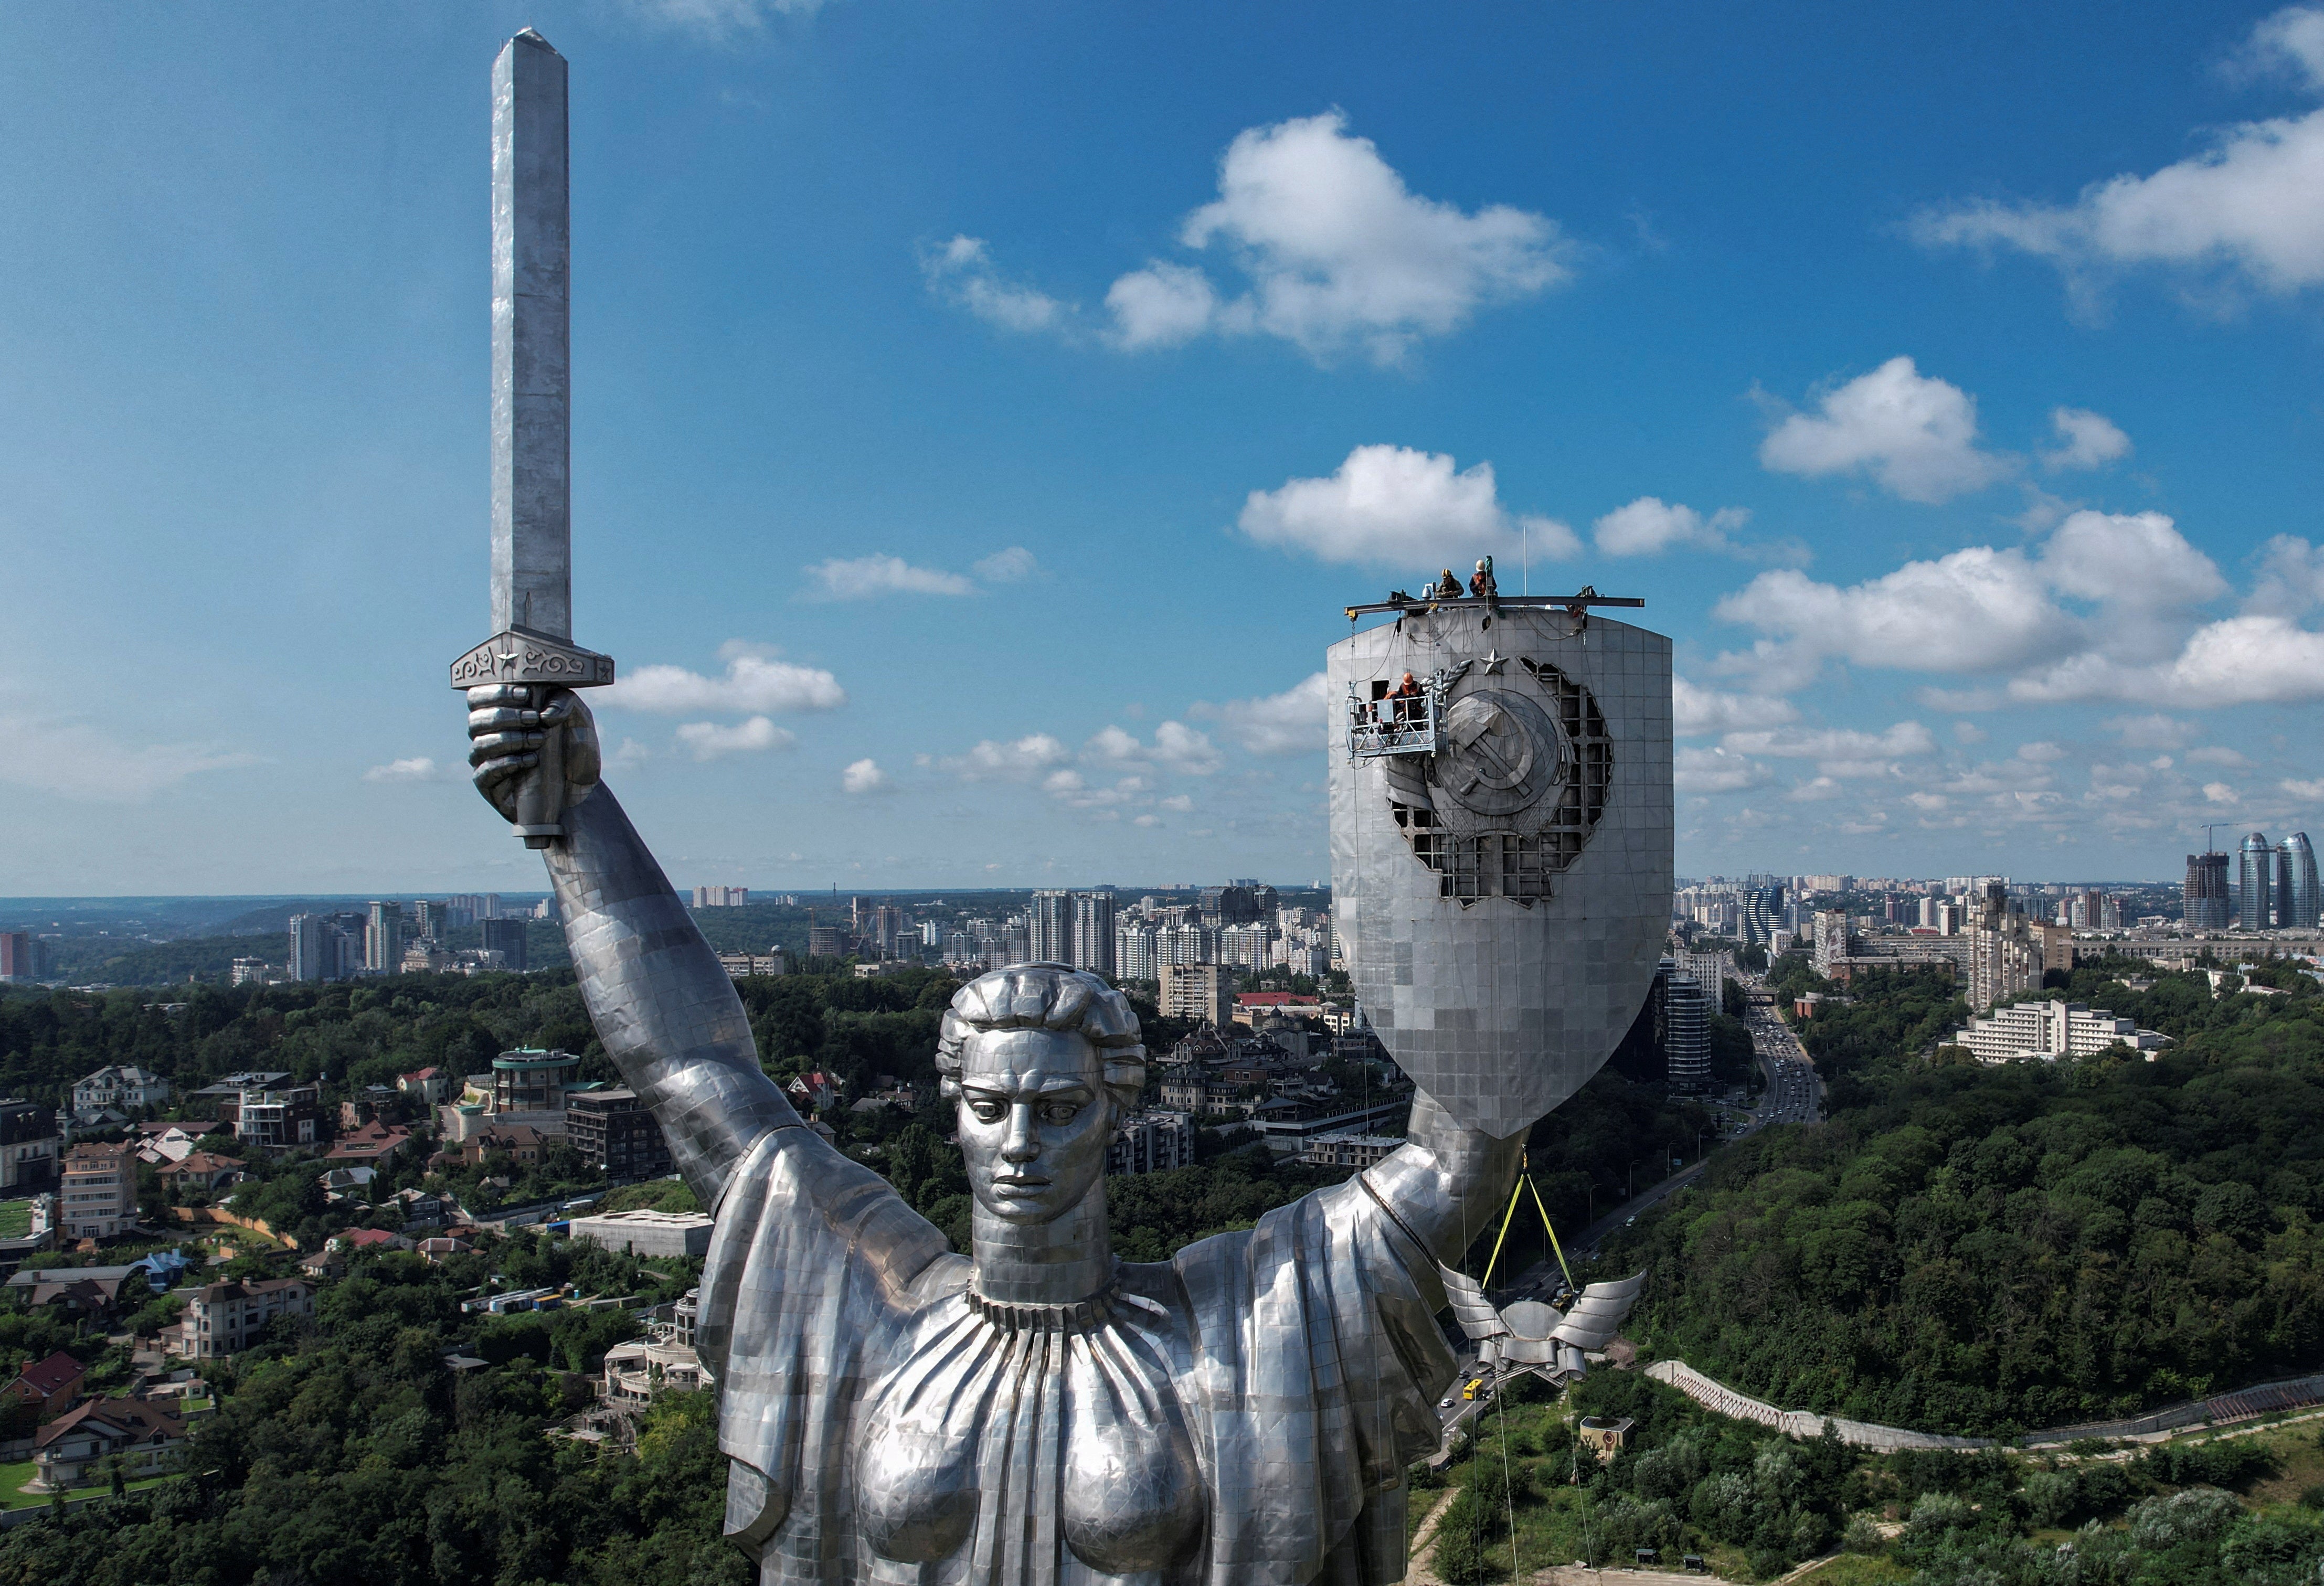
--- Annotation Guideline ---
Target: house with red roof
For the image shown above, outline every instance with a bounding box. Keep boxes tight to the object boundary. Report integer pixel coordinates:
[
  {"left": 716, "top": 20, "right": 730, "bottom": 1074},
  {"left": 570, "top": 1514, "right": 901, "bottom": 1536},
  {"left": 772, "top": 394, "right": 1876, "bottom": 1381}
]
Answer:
[
  {"left": 397, "top": 1067, "right": 450, "bottom": 1105},
  {"left": 325, "top": 1120, "right": 412, "bottom": 1164},
  {"left": 4, "top": 1349, "right": 83, "bottom": 1414}
]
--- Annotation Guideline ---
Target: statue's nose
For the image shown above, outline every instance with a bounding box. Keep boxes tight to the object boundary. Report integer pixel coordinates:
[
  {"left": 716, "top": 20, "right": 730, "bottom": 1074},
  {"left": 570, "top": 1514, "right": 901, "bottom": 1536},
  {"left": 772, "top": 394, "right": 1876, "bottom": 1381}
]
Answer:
[{"left": 1001, "top": 1104, "right": 1041, "bottom": 1163}]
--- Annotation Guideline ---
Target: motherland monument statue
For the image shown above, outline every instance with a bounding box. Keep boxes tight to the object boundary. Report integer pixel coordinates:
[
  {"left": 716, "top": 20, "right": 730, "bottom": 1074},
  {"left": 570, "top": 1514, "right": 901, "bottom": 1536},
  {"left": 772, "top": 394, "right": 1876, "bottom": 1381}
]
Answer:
[{"left": 452, "top": 30, "right": 1673, "bottom": 1586}]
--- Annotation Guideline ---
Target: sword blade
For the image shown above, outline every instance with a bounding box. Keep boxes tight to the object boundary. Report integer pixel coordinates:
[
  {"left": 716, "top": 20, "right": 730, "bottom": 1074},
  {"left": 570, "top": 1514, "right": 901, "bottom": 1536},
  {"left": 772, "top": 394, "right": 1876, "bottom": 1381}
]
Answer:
[{"left": 491, "top": 29, "right": 570, "bottom": 641}]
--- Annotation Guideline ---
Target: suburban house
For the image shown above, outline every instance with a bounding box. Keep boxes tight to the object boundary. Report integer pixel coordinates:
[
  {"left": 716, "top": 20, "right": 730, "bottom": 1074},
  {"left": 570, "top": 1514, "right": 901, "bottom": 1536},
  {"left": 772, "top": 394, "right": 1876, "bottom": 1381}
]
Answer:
[
  {"left": 4, "top": 1348, "right": 84, "bottom": 1414},
  {"left": 397, "top": 1067, "right": 451, "bottom": 1105},
  {"left": 160, "top": 1151, "right": 244, "bottom": 1194},
  {"left": 31, "top": 1397, "right": 187, "bottom": 1492},
  {"left": 178, "top": 1277, "right": 313, "bottom": 1359},
  {"left": 71, "top": 1065, "right": 170, "bottom": 1122},
  {"left": 325, "top": 1120, "right": 413, "bottom": 1165}
]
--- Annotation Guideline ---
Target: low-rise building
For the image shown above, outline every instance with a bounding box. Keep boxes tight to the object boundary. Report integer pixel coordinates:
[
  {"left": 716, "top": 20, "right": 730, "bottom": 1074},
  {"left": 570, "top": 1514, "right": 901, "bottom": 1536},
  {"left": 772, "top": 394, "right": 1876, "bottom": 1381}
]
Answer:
[
  {"left": 1950, "top": 999, "right": 2172, "bottom": 1062},
  {"left": 565, "top": 1089, "right": 673, "bottom": 1179},
  {"left": 1299, "top": 1132, "right": 1405, "bottom": 1170},
  {"left": 56, "top": 1140, "right": 136, "bottom": 1240},
  {"left": 397, "top": 1067, "right": 451, "bottom": 1105},
  {"left": 71, "top": 1065, "right": 169, "bottom": 1121},
  {"left": 178, "top": 1277, "right": 313, "bottom": 1359},
  {"left": 1106, "top": 1110, "right": 1194, "bottom": 1176},
  {"left": 31, "top": 1397, "right": 186, "bottom": 1492},
  {"left": 0, "top": 1097, "right": 59, "bottom": 1190},
  {"left": 325, "top": 1120, "right": 413, "bottom": 1165},
  {"left": 4, "top": 1348, "right": 84, "bottom": 1414},
  {"left": 160, "top": 1151, "right": 244, "bottom": 1194},
  {"left": 567, "top": 1208, "right": 715, "bottom": 1259}
]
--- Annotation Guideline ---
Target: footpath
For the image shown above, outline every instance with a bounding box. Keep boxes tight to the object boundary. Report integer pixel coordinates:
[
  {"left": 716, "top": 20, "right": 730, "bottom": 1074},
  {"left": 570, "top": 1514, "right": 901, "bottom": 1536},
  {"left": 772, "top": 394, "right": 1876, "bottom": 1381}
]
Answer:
[{"left": 1643, "top": 1358, "right": 2324, "bottom": 1452}]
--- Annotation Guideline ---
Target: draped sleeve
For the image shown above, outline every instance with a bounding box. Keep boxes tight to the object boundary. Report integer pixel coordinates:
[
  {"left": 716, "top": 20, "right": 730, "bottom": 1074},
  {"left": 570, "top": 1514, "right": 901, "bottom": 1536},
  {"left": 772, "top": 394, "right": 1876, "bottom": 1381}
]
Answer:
[
  {"left": 703, "top": 1123, "right": 967, "bottom": 1580},
  {"left": 1171, "top": 1174, "right": 1459, "bottom": 1586}
]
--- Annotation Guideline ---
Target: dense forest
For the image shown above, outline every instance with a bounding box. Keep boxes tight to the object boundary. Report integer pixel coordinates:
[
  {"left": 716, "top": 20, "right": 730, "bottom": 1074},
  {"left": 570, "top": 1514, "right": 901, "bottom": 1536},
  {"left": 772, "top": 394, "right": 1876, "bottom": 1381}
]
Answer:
[
  {"left": 1423, "top": 1355, "right": 2323, "bottom": 1584},
  {"left": 1625, "top": 959, "right": 2324, "bottom": 1434}
]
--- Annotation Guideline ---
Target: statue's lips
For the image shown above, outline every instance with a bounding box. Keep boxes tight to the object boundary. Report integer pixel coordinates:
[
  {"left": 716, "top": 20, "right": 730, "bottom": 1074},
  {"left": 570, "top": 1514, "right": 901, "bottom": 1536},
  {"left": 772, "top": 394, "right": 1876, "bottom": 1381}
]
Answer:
[{"left": 991, "top": 1176, "right": 1052, "bottom": 1196}]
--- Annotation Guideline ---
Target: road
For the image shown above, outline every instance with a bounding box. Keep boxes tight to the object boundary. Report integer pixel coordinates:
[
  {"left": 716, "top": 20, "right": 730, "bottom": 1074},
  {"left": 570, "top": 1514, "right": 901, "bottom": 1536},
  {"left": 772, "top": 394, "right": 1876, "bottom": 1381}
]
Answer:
[{"left": 1429, "top": 986, "right": 1829, "bottom": 1448}]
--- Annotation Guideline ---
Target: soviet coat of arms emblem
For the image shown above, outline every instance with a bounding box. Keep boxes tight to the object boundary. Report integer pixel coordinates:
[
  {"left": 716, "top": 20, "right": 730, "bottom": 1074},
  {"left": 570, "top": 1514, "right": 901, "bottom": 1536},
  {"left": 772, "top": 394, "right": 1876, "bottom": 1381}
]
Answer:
[{"left": 1327, "top": 600, "right": 1674, "bottom": 1138}]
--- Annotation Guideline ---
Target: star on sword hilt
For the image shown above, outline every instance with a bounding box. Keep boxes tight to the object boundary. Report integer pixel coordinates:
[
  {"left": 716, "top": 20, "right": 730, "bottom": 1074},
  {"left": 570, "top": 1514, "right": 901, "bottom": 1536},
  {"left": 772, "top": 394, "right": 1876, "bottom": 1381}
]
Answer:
[{"left": 449, "top": 626, "right": 616, "bottom": 848}]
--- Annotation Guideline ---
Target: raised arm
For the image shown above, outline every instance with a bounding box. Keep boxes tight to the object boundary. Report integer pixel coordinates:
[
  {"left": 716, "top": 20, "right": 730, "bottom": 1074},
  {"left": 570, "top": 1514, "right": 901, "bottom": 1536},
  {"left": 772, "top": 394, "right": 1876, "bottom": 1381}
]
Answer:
[
  {"left": 1360, "top": 1090, "right": 1525, "bottom": 1268},
  {"left": 467, "top": 684, "right": 798, "bottom": 1208}
]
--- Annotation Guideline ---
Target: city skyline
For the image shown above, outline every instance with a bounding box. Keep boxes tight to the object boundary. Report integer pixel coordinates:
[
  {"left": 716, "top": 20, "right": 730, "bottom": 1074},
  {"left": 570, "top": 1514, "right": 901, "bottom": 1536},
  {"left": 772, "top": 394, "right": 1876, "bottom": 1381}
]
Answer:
[{"left": 2, "top": 4, "right": 2321, "bottom": 892}]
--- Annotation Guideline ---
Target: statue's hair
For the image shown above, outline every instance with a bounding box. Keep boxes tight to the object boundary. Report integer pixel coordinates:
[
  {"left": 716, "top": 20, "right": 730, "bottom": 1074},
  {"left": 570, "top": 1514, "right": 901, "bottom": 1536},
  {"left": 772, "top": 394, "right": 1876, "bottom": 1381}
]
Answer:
[{"left": 936, "top": 962, "right": 1145, "bottom": 1110}]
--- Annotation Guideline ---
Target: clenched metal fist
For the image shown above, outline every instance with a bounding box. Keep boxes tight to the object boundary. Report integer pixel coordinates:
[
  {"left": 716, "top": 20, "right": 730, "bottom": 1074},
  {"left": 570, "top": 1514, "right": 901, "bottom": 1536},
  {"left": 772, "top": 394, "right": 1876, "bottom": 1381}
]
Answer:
[{"left": 465, "top": 684, "right": 602, "bottom": 824}]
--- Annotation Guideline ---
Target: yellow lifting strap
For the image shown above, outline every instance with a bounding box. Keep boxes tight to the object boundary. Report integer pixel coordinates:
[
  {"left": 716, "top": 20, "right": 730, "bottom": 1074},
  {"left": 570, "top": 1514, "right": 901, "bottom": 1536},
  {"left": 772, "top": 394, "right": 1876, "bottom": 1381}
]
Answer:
[{"left": 1478, "top": 1149, "right": 1578, "bottom": 1294}]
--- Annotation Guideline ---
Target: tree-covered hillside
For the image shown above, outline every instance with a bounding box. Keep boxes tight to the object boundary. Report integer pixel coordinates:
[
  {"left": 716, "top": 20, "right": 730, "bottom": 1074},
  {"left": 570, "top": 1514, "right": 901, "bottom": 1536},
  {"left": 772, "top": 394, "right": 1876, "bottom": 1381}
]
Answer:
[{"left": 1623, "top": 963, "right": 2324, "bottom": 1435}]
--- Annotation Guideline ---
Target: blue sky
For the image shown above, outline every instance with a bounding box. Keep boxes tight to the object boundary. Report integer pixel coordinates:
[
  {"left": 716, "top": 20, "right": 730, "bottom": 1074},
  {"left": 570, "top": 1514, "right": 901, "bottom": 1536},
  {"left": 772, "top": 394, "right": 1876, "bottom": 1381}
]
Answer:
[{"left": 2, "top": 1, "right": 2320, "bottom": 895}]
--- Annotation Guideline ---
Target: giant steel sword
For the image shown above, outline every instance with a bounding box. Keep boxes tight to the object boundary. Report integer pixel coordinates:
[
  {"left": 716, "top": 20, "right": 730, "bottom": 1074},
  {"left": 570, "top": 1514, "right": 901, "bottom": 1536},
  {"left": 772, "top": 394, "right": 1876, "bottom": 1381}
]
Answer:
[{"left": 449, "top": 29, "right": 613, "bottom": 848}]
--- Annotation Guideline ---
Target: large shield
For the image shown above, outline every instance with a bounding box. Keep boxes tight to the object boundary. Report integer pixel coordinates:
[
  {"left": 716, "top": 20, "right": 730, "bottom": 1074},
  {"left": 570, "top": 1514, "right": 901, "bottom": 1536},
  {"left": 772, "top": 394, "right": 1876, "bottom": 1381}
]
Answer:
[{"left": 1328, "top": 605, "right": 1673, "bottom": 1138}]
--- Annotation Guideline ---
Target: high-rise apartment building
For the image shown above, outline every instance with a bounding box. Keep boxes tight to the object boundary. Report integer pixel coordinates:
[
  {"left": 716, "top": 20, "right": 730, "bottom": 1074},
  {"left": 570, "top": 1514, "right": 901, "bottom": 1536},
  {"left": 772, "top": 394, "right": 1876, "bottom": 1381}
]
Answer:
[
  {"left": 1069, "top": 891, "right": 1116, "bottom": 979},
  {"left": 2185, "top": 851, "right": 2231, "bottom": 930},
  {"left": 1159, "top": 963, "right": 1233, "bottom": 1028},
  {"left": 2281, "top": 834, "right": 2321, "bottom": 930},
  {"left": 2238, "top": 832, "right": 2274, "bottom": 929},
  {"left": 481, "top": 917, "right": 529, "bottom": 972},
  {"left": 0, "top": 933, "right": 45, "bottom": 984},
  {"left": 1739, "top": 885, "right": 1784, "bottom": 946},
  {"left": 412, "top": 900, "right": 440, "bottom": 942},
  {"left": 1029, "top": 890, "right": 1073, "bottom": 965},
  {"left": 288, "top": 914, "right": 326, "bottom": 982},
  {"left": 1657, "top": 959, "right": 1712, "bottom": 1092},
  {"left": 1116, "top": 924, "right": 1159, "bottom": 982},
  {"left": 365, "top": 901, "right": 402, "bottom": 974}
]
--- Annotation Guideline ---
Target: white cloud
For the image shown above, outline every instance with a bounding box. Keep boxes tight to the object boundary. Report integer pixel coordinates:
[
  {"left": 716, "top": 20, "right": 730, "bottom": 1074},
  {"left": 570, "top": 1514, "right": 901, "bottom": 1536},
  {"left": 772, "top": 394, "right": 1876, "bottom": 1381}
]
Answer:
[
  {"left": 675, "top": 717, "right": 794, "bottom": 761},
  {"left": 1674, "top": 747, "right": 1770, "bottom": 794},
  {"left": 805, "top": 554, "right": 976, "bottom": 600},
  {"left": 1714, "top": 509, "right": 2228, "bottom": 691},
  {"left": 1237, "top": 445, "right": 1578, "bottom": 568},
  {"left": 364, "top": 757, "right": 439, "bottom": 783},
  {"left": 2015, "top": 740, "right": 2068, "bottom": 762},
  {"left": 1193, "top": 672, "right": 1334, "bottom": 754},
  {"left": 1106, "top": 262, "right": 1226, "bottom": 350},
  {"left": 1722, "top": 722, "right": 1938, "bottom": 770},
  {"left": 1133, "top": 813, "right": 1162, "bottom": 827},
  {"left": 1788, "top": 776, "right": 1847, "bottom": 802},
  {"left": 940, "top": 734, "right": 1073, "bottom": 781},
  {"left": 1160, "top": 794, "right": 1194, "bottom": 813},
  {"left": 1911, "top": 7, "right": 2324, "bottom": 306},
  {"left": 1759, "top": 356, "right": 2011, "bottom": 503},
  {"left": 614, "top": 0, "right": 830, "bottom": 41},
  {"left": 2105, "top": 713, "right": 2194, "bottom": 749},
  {"left": 606, "top": 646, "right": 846, "bottom": 715},
  {"left": 972, "top": 546, "right": 1038, "bottom": 583},
  {"left": 2042, "top": 408, "right": 2132, "bottom": 471},
  {"left": 2285, "top": 776, "right": 2324, "bottom": 800},
  {"left": 0, "top": 711, "right": 254, "bottom": 803},
  {"left": 1085, "top": 725, "right": 1144, "bottom": 764},
  {"left": 1672, "top": 676, "right": 1798, "bottom": 737},
  {"left": 2205, "top": 781, "right": 2242, "bottom": 805},
  {"left": 1954, "top": 720, "right": 1988, "bottom": 743},
  {"left": 1151, "top": 721, "right": 1221, "bottom": 775},
  {"left": 1593, "top": 497, "right": 1753, "bottom": 557},
  {"left": 921, "top": 236, "right": 1073, "bottom": 332},
  {"left": 609, "top": 738, "right": 652, "bottom": 770},
  {"left": 1113, "top": 111, "right": 1572, "bottom": 364},
  {"left": 841, "top": 758, "right": 888, "bottom": 795},
  {"left": 2244, "top": 535, "right": 2324, "bottom": 616},
  {"left": 2187, "top": 746, "right": 2251, "bottom": 767}
]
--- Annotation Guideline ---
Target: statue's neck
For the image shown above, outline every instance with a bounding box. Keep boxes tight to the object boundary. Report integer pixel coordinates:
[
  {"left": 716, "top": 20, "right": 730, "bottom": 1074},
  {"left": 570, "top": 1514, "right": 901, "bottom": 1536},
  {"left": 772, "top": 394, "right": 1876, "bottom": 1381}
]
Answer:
[{"left": 971, "top": 1182, "right": 1113, "bottom": 1305}]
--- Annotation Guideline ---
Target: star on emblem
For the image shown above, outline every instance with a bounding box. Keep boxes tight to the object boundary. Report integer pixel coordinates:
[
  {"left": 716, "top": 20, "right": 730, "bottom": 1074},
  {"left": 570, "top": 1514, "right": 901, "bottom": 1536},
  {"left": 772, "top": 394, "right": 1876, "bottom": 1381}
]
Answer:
[{"left": 1478, "top": 649, "right": 1506, "bottom": 674}]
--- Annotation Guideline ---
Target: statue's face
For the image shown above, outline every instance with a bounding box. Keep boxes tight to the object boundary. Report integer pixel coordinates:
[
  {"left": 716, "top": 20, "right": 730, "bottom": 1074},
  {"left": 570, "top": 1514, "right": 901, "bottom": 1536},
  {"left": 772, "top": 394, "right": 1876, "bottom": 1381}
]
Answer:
[{"left": 956, "top": 1027, "right": 1112, "bottom": 1225}]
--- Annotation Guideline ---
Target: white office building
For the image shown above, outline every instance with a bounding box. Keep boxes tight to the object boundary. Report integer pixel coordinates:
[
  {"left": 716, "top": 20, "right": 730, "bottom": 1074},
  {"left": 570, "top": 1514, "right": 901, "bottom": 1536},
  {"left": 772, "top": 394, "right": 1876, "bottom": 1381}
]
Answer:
[{"left": 1950, "top": 1000, "right": 2171, "bottom": 1062}]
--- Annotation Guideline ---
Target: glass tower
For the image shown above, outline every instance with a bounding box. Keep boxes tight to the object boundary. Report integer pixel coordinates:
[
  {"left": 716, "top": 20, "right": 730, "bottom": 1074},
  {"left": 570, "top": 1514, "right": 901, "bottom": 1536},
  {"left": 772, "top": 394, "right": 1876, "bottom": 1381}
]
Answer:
[
  {"left": 2238, "top": 832, "right": 2274, "bottom": 929},
  {"left": 2280, "top": 833, "right": 2321, "bottom": 930}
]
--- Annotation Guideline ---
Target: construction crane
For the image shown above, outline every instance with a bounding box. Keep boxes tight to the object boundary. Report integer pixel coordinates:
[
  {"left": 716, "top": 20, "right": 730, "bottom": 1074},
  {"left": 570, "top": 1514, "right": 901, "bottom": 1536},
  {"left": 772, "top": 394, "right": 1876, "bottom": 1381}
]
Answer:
[{"left": 2205, "top": 823, "right": 2230, "bottom": 855}]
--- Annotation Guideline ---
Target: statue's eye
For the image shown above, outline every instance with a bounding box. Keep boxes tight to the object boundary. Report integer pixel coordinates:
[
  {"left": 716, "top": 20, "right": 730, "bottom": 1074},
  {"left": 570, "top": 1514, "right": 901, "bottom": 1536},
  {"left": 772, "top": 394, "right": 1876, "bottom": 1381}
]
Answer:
[
  {"left": 969, "top": 1100, "right": 1005, "bottom": 1123},
  {"left": 1041, "top": 1102, "right": 1079, "bottom": 1126}
]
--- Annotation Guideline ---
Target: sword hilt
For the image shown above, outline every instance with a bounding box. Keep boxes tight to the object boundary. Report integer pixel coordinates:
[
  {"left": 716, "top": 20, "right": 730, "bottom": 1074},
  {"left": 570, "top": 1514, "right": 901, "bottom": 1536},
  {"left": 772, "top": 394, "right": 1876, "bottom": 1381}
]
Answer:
[{"left": 451, "top": 626, "right": 615, "bottom": 848}]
